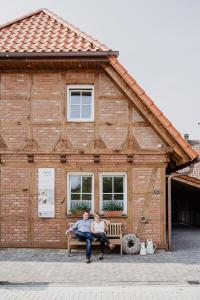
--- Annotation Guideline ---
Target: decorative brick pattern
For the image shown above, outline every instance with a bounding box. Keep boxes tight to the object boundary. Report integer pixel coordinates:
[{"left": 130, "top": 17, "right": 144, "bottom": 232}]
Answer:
[
  {"left": 99, "top": 99, "right": 129, "bottom": 123},
  {"left": 1, "top": 127, "right": 28, "bottom": 150},
  {"left": 132, "top": 127, "right": 165, "bottom": 149},
  {"left": 99, "top": 74, "right": 124, "bottom": 97}
]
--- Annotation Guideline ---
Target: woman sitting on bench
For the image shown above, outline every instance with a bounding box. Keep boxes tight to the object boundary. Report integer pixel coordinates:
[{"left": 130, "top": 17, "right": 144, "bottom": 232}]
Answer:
[{"left": 91, "top": 212, "right": 115, "bottom": 260}]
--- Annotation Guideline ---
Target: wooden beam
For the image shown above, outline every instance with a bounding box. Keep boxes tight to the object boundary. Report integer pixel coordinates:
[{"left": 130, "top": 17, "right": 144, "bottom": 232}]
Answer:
[
  {"left": 127, "top": 165, "right": 133, "bottom": 233},
  {"left": 160, "top": 167, "right": 166, "bottom": 244},
  {"left": 29, "top": 167, "right": 34, "bottom": 246},
  {"left": 60, "top": 168, "right": 67, "bottom": 247},
  {"left": 173, "top": 176, "right": 200, "bottom": 189},
  {"left": 0, "top": 149, "right": 172, "bottom": 155},
  {"left": 0, "top": 161, "right": 168, "bottom": 169}
]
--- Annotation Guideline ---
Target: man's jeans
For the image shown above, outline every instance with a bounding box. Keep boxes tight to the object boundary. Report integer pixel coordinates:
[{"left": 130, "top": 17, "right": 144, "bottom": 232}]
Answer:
[{"left": 75, "top": 230, "right": 93, "bottom": 258}]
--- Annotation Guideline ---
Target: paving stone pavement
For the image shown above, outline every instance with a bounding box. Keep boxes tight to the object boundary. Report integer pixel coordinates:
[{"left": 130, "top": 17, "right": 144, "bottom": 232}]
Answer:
[
  {"left": 0, "top": 285, "right": 200, "bottom": 300},
  {"left": 0, "top": 225, "right": 199, "bottom": 299}
]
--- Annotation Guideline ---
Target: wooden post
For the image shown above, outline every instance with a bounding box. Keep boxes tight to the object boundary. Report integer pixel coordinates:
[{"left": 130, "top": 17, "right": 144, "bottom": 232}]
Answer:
[
  {"left": 127, "top": 165, "right": 133, "bottom": 233},
  {"left": 29, "top": 166, "right": 34, "bottom": 246},
  {"left": 160, "top": 167, "right": 166, "bottom": 245}
]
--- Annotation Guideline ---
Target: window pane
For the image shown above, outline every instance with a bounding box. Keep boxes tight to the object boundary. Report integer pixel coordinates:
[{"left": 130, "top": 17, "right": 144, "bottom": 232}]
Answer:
[
  {"left": 114, "top": 193, "right": 124, "bottom": 200},
  {"left": 70, "top": 91, "right": 81, "bottom": 104},
  {"left": 70, "top": 105, "right": 81, "bottom": 119},
  {"left": 82, "top": 91, "right": 92, "bottom": 104},
  {"left": 81, "top": 105, "right": 91, "bottom": 119},
  {"left": 82, "top": 176, "right": 92, "bottom": 193},
  {"left": 103, "top": 194, "right": 112, "bottom": 200},
  {"left": 103, "top": 177, "right": 112, "bottom": 193},
  {"left": 82, "top": 194, "right": 92, "bottom": 201},
  {"left": 71, "top": 193, "right": 81, "bottom": 200},
  {"left": 114, "top": 176, "right": 124, "bottom": 193},
  {"left": 70, "top": 176, "right": 81, "bottom": 193}
]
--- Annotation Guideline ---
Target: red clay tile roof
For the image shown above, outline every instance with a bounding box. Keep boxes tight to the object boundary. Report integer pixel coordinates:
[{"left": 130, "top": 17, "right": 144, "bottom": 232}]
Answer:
[
  {"left": 0, "top": 8, "right": 198, "bottom": 164},
  {"left": 0, "top": 8, "right": 110, "bottom": 52},
  {"left": 108, "top": 56, "right": 198, "bottom": 162},
  {"left": 179, "top": 141, "right": 200, "bottom": 179},
  {"left": 191, "top": 163, "right": 200, "bottom": 180}
]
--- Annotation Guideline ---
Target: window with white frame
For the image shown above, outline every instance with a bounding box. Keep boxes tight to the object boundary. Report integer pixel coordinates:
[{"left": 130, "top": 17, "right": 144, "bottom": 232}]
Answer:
[
  {"left": 67, "top": 173, "right": 94, "bottom": 213},
  {"left": 100, "top": 173, "right": 127, "bottom": 214},
  {"left": 67, "top": 85, "right": 94, "bottom": 121}
]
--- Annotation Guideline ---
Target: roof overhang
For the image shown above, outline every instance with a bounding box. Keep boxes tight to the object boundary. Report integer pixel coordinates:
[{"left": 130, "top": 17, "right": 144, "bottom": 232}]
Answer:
[
  {"left": 169, "top": 156, "right": 200, "bottom": 173},
  {"left": 0, "top": 55, "right": 112, "bottom": 71},
  {"left": 0, "top": 51, "right": 119, "bottom": 59},
  {"left": 173, "top": 175, "right": 200, "bottom": 189}
]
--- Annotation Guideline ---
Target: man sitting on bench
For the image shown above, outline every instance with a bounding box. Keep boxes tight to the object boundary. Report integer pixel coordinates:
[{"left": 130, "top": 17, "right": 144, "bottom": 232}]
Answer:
[
  {"left": 66, "top": 210, "right": 113, "bottom": 263},
  {"left": 66, "top": 210, "right": 93, "bottom": 263}
]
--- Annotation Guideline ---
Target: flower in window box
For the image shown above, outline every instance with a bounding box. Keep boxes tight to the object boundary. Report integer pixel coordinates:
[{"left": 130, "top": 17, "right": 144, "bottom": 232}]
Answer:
[
  {"left": 102, "top": 201, "right": 123, "bottom": 217},
  {"left": 70, "top": 202, "right": 91, "bottom": 216}
]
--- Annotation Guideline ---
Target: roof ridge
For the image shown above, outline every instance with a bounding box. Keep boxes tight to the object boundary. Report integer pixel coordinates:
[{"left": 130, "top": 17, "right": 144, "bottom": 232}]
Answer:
[
  {"left": 42, "top": 8, "right": 110, "bottom": 51},
  {"left": 0, "top": 8, "right": 44, "bottom": 30},
  {"left": 0, "top": 8, "right": 110, "bottom": 51}
]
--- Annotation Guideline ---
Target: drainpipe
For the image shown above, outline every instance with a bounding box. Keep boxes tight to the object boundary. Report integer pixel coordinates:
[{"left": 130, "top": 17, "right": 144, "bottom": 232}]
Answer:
[{"left": 167, "top": 162, "right": 195, "bottom": 251}]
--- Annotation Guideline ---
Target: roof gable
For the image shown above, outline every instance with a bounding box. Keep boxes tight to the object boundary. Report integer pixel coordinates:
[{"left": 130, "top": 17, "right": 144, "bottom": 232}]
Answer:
[
  {"left": 0, "top": 8, "right": 198, "bottom": 166},
  {"left": 0, "top": 8, "right": 110, "bottom": 53},
  {"left": 106, "top": 56, "right": 198, "bottom": 165}
]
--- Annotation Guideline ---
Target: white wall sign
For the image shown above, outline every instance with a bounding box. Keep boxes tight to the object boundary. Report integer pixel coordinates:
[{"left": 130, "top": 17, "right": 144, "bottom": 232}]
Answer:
[{"left": 38, "top": 168, "right": 55, "bottom": 218}]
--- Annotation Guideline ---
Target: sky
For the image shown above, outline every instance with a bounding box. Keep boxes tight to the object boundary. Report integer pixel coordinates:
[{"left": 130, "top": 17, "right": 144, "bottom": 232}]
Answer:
[{"left": 0, "top": 0, "right": 199, "bottom": 139}]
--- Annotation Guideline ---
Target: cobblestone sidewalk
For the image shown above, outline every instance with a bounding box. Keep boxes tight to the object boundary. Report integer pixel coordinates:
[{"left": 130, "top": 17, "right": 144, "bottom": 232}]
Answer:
[
  {"left": 0, "top": 225, "right": 199, "bottom": 299},
  {"left": 0, "top": 285, "right": 200, "bottom": 300}
]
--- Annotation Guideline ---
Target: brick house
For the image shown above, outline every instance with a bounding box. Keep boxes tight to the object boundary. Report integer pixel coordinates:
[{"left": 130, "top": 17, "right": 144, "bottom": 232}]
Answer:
[{"left": 0, "top": 9, "right": 198, "bottom": 249}]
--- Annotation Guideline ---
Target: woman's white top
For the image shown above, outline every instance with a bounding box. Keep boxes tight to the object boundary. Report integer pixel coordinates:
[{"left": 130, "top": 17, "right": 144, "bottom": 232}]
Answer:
[{"left": 93, "top": 220, "right": 105, "bottom": 233}]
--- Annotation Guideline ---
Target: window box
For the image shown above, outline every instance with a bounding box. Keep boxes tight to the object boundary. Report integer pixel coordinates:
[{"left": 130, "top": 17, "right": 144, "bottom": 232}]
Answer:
[
  {"left": 102, "top": 210, "right": 123, "bottom": 217},
  {"left": 68, "top": 211, "right": 85, "bottom": 217},
  {"left": 102, "top": 199, "right": 124, "bottom": 217},
  {"left": 69, "top": 201, "right": 92, "bottom": 217}
]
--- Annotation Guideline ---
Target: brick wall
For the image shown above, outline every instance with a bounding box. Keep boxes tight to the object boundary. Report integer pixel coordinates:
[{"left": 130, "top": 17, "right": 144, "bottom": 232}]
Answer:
[{"left": 0, "top": 70, "right": 167, "bottom": 248}]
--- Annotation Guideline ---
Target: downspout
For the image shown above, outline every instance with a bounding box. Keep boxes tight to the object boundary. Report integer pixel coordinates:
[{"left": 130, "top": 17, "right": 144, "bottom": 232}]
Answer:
[{"left": 167, "top": 162, "right": 195, "bottom": 251}]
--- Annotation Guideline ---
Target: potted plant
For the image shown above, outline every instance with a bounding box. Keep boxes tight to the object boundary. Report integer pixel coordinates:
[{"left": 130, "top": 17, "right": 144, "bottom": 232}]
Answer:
[
  {"left": 102, "top": 201, "right": 123, "bottom": 217},
  {"left": 70, "top": 202, "right": 90, "bottom": 216}
]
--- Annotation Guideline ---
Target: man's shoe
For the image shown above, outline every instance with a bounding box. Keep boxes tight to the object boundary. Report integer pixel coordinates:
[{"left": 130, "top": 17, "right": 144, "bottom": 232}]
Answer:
[
  {"left": 86, "top": 257, "right": 91, "bottom": 263},
  {"left": 99, "top": 255, "right": 104, "bottom": 260}
]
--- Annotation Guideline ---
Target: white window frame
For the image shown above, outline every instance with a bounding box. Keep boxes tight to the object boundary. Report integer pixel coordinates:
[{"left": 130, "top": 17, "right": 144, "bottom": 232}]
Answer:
[
  {"left": 99, "top": 172, "right": 127, "bottom": 215},
  {"left": 67, "top": 172, "right": 94, "bottom": 214},
  {"left": 67, "top": 84, "right": 94, "bottom": 122}
]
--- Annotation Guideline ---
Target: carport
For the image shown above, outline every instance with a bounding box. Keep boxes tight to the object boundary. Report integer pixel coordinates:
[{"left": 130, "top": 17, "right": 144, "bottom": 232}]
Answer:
[
  {"left": 168, "top": 138, "right": 200, "bottom": 250},
  {"left": 172, "top": 176, "right": 200, "bottom": 226}
]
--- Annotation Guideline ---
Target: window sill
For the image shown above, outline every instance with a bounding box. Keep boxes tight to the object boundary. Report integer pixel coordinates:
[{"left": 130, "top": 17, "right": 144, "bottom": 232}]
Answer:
[
  {"left": 67, "top": 120, "right": 95, "bottom": 123},
  {"left": 66, "top": 213, "right": 128, "bottom": 219},
  {"left": 66, "top": 213, "right": 83, "bottom": 218},
  {"left": 101, "top": 213, "right": 127, "bottom": 218}
]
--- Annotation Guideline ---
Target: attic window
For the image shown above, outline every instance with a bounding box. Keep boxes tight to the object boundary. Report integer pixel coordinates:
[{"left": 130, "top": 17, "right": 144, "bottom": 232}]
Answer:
[{"left": 67, "top": 85, "right": 94, "bottom": 122}]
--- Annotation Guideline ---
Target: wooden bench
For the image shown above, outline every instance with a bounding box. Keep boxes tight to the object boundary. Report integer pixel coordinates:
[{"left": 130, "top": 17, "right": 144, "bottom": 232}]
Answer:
[{"left": 67, "top": 222, "right": 123, "bottom": 256}]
